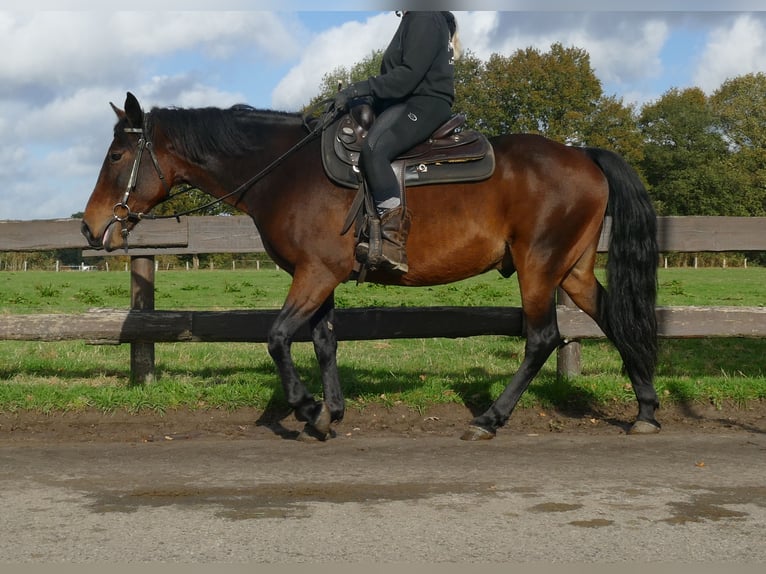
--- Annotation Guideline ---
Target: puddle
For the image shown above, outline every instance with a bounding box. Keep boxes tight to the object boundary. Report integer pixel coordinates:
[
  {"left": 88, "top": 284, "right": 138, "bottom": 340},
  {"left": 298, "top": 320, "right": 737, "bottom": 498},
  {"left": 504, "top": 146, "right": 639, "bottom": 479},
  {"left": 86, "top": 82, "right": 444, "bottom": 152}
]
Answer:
[
  {"left": 528, "top": 502, "right": 583, "bottom": 513},
  {"left": 88, "top": 481, "right": 497, "bottom": 521},
  {"left": 662, "top": 486, "right": 765, "bottom": 525},
  {"left": 569, "top": 519, "right": 614, "bottom": 528}
]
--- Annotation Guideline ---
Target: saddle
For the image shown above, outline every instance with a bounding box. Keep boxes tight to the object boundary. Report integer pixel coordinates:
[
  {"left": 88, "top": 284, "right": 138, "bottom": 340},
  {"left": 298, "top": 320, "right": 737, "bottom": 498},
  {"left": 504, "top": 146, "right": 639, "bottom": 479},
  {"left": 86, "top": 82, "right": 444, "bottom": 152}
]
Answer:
[{"left": 321, "top": 104, "right": 495, "bottom": 190}]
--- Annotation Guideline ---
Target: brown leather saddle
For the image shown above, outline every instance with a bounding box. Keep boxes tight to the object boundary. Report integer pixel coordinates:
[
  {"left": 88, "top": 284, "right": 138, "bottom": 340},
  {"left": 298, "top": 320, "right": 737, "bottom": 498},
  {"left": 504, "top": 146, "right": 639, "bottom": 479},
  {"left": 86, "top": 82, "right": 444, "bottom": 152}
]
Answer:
[{"left": 321, "top": 104, "right": 495, "bottom": 191}]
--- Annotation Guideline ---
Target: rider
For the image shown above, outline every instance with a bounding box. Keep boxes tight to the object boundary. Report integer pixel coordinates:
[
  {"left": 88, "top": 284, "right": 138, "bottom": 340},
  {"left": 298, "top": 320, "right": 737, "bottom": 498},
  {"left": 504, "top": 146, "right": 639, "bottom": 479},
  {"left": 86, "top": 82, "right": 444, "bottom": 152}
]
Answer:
[{"left": 334, "top": 11, "right": 458, "bottom": 274}]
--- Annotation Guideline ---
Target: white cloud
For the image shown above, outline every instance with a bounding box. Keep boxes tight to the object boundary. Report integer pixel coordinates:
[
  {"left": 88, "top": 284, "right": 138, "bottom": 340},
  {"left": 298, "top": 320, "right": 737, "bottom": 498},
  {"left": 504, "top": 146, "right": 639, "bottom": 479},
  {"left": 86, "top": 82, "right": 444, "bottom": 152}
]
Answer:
[
  {"left": 271, "top": 12, "right": 398, "bottom": 110},
  {"left": 574, "top": 18, "right": 669, "bottom": 87},
  {"left": 0, "top": 10, "right": 302, "bottom": 220},
  {"left": 457, "top": 12, "right": 670, "bottom": 91},
  {"left": 113, "top": 11, "right": 303, "bottom": 60},
  {"left": 455, "top": 11, "right": 501, "bottom": 59},
  {"left": 14, "top": 88, "right": 117, "bottom": 142},
  {"left": 137, "top": 75, "right": 247, "bottom": 109},
  {"left": 0, "top": 12, "right": 301, "bottom": 92},
  {"left": 694, "top": 14, "right": 766, "bottom": 93}
]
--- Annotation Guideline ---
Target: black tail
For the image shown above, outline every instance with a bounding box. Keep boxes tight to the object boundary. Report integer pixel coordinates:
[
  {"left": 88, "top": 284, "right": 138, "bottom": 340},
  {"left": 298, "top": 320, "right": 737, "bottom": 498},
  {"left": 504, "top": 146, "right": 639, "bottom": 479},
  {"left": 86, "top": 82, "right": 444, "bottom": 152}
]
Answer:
[{"left": 583, "top": 147, "right": 658, "bottom": 384}]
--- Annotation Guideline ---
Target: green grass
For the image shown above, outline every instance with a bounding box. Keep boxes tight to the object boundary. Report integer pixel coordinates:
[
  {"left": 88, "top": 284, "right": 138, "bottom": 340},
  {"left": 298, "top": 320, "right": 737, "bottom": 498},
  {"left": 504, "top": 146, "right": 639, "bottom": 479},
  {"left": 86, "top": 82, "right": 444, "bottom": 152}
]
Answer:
[{"left": 1, "top": 267, "right": 764, "bottom": 414}]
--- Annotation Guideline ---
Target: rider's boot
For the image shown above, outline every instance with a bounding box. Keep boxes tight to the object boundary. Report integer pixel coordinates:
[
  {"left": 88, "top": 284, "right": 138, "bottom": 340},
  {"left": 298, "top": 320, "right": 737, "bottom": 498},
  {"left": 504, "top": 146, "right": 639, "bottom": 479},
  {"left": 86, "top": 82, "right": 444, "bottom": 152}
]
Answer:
[{"left": 356, "top": 206, "right": 411, "bottom": 275}]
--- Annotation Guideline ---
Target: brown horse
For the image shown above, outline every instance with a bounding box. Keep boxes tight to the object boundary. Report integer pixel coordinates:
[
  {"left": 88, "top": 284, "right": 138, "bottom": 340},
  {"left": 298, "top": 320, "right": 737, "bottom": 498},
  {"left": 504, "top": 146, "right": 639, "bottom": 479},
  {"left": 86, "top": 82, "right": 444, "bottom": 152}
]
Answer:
[{"left": 82, "top": 92, "right": 660, "bottom": 441}]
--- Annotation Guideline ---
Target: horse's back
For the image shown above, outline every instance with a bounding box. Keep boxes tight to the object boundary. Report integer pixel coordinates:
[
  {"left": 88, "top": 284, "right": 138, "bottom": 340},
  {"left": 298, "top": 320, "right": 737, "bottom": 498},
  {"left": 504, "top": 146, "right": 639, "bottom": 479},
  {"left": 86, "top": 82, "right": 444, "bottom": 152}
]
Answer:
[{"left": 387, "top": 133, "right": 609, "bottom": 286}]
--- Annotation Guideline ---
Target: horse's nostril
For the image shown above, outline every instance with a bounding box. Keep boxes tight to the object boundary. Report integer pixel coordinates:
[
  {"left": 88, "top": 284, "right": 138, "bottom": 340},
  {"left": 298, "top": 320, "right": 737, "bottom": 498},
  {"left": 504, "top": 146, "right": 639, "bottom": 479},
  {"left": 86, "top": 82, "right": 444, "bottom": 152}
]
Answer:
[{"left": 81, "top": 221, "right": 100, "bottom": 247}]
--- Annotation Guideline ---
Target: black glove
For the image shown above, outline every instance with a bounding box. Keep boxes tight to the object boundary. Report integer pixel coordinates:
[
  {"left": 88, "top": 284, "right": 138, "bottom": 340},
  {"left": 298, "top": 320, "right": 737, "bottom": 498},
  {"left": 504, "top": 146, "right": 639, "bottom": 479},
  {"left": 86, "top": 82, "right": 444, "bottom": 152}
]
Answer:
[
  {"left": 334, "top": 80, "right": 371, "bottom": 112},
  {"left": 333, "top": 88, "right": 352, "bottom": 112}
]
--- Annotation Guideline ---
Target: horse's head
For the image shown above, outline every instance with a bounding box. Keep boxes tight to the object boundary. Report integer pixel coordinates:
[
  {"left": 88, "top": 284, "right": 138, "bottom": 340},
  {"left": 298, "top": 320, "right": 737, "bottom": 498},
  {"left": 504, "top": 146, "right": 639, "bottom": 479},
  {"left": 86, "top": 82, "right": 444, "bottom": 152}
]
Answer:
[{"left": 81, "top": 92, "right": 173, "bottom": 251}]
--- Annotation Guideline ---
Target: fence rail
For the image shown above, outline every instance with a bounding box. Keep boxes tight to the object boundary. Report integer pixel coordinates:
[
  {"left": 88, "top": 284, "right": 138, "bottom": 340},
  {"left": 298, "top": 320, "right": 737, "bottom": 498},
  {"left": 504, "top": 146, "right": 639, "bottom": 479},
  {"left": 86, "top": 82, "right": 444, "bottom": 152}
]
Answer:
[
  {"left": 2, "top": 216, "right": 766, "bottom": 383},
  {"left": 2, "top": 215, "right": 766, "bottom": 254},
  {"left": 2, "top": 306, "right": 765, "bottom": 343}
]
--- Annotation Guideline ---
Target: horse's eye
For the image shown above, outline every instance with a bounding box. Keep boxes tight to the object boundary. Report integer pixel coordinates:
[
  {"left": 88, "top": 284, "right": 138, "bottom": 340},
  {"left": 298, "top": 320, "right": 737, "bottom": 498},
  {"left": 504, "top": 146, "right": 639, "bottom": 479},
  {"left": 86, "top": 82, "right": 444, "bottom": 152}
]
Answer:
[{"left": 110, "top": 152, "right": 123, "bottom": 162}]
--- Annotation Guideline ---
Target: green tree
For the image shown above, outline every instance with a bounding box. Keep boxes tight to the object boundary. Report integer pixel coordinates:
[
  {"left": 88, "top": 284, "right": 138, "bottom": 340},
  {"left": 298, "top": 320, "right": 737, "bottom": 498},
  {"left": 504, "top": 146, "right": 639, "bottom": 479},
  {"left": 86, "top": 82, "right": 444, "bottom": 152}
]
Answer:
[
  {"left": 582, "top": 95, "right": 644, "bottom": 168},
  {"left": 454, "top": 44, "right": 643, "bottom": 162},
  {"left": 151, "top": 186, "right": 240, "bottom": 218},
  {"left": 464, "top": 43, "right": 603, "bottom": 142},
  {"left": 638, "top": 88, "right": 729, "bottom": 215},
  {"left": 453, "top": 50, "right": 487, "bottom": 130},
  {"left": 710, "top": 73, "right": 766, "bottom": 216},
  {"left": 307, "top": 50, "right": 384, "bottom": 111}
]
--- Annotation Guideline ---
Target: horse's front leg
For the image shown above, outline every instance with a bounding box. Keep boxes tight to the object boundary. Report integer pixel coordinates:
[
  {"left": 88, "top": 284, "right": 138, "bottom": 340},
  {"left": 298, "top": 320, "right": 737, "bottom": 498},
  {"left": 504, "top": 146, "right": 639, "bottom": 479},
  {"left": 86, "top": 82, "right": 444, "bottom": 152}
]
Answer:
[
  {"left": 309, "top": 293, "right": 345, "bottom": 425},
  {"left": 267, "top": 275, "right": 339, "bottom": 441}
]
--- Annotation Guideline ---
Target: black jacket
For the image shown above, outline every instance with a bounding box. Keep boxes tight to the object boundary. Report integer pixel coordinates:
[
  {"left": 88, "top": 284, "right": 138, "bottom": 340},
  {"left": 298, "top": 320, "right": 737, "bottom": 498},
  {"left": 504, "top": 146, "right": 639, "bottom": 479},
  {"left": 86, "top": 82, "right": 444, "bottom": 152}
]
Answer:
[{"left": 363, "top": 12, "right": 455, "bottom": 108}]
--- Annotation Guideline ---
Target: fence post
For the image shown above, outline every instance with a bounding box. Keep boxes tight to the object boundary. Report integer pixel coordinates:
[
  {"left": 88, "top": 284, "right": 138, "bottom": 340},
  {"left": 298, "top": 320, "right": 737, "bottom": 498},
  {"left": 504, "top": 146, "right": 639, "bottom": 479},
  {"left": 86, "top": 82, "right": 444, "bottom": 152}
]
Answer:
[
  {"left": 556, "top": 288, "right": 581, "bottom": 378},
  {"left": 130, "top": 255, "right": 156, "bottom": 385}
]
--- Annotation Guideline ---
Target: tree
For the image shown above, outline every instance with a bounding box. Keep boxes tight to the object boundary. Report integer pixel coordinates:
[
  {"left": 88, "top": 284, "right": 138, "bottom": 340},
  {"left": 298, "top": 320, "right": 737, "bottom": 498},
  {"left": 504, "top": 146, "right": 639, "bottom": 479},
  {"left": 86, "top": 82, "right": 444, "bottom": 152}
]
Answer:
[
  {"left": 711, "top": 73, "right": 766, "bottom": 151},
  {"left": 582, "top": 95, "right": 644, "bottom": 168},
  {"left": 453, "top": 50, "right": 488, "bottom": 130},
  {"left": 306, "top": 50, "right": 384, "bottom": 112},
  {"left": 638, "top": 88, "right": 730, "bottom": 215},
  {"left": 151, "top": 186, "right": 240, "bottom": 218},
  {"left": 710, "top": 73, "right": 766, "bottom": 216},
  {"left": 461, "top": 43, "right": 603, "bottom": 142}
]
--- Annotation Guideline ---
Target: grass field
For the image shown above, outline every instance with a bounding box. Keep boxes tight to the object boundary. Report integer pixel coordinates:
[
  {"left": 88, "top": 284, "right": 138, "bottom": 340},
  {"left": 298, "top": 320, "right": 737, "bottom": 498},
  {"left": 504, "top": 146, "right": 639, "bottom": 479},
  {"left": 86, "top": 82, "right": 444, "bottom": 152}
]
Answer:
[{"left": 0, "top": 267, "right": 764, "bottom": 414}]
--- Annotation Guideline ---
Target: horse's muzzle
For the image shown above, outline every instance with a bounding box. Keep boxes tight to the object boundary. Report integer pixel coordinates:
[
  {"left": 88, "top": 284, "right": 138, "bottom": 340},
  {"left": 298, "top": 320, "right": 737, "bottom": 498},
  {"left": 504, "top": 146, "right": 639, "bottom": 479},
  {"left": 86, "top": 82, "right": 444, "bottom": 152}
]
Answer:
[{"left": 81, "top": 221, "right": 103, "bottom": 249}]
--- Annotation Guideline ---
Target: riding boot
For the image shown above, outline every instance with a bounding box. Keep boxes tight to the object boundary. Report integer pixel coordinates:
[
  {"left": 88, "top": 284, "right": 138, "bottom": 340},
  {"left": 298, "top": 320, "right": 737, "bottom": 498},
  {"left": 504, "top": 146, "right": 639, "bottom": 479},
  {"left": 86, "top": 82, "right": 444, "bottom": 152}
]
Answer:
[{"left": 356, "top": 206, "right": 411, "bottom": 275}]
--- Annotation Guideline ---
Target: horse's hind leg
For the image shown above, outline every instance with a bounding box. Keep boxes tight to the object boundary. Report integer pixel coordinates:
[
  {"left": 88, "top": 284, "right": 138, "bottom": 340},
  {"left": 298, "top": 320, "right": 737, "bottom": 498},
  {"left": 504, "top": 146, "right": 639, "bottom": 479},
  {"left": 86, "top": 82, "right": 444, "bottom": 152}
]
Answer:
[
  {"left": 561, "top": 257, "right": 660, "bottom": 434},
  {"left": 462, "top": 284, "right": 562, "bottom": 440}
]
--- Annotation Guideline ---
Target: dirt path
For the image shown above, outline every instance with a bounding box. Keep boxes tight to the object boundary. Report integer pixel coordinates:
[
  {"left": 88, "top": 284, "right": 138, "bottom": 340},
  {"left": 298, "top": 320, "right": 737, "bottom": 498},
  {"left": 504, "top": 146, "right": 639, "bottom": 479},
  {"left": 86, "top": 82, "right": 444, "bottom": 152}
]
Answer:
[
  {"left": 1, "top": 423, "right": 764, "bottom": 563},
  {"left": 0, "top": 401, "right": 763, "bottom": 443}
]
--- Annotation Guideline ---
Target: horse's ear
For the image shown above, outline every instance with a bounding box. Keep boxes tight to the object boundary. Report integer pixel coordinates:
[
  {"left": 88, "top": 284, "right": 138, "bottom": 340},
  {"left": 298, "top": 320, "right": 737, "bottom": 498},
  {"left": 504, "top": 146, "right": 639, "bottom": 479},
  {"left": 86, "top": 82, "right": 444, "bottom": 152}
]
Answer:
[
  {"left": 124, "top": 92, "right": 143, "bottom": 128},
  {"left": 110, "top": 102, "right": 126, "bottom": 120}
]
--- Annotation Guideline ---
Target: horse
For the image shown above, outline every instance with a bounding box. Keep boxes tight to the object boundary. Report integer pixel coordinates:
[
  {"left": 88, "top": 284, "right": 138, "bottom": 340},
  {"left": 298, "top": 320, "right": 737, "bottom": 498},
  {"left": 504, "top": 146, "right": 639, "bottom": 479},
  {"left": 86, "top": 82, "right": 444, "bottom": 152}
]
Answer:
[{"left": 82, "top": 92, "right": 661, "bottom": 441}]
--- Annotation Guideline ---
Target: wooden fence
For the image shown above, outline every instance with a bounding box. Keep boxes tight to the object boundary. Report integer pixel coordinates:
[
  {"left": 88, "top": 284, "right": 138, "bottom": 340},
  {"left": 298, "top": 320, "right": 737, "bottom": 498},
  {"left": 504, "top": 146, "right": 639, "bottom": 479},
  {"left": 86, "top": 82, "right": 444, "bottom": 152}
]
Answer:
[{"left": 2, "top": 216, "right": 766, "bottom": 384}]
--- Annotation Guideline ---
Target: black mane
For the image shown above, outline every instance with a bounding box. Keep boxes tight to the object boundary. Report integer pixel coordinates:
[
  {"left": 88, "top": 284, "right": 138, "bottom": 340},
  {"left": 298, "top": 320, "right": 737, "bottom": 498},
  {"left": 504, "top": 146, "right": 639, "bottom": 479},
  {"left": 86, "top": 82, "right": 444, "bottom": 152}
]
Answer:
[{"left": 145, "top": 105, "right": 304, "bottom": 163}]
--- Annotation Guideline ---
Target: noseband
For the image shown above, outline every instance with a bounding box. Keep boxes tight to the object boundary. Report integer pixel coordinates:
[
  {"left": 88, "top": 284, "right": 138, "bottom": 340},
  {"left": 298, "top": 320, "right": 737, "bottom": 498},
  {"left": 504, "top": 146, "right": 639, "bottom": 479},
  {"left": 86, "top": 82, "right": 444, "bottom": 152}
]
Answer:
[{"left": 112, "top": 115, "right": 171, "bottom": 251}]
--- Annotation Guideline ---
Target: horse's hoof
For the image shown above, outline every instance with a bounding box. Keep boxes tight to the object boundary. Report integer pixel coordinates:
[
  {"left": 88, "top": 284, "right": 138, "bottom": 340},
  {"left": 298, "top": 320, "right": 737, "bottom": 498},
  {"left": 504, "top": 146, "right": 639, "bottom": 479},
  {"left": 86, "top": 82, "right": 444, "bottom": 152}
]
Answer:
[
  {"left": 297, "top": 425, "right": 330, "bottom": 442},
  {"left": 460, "top": 425, "right": 496, "bottom": 441},
  {"left": 628, "top": 420, "right": 661, "bottom": 435},
  {"left": 312, "top": 402, "right": 332, "bottom": 435},
  {"left": 297, "top": 403, "right": 332, "bottom": 442}
]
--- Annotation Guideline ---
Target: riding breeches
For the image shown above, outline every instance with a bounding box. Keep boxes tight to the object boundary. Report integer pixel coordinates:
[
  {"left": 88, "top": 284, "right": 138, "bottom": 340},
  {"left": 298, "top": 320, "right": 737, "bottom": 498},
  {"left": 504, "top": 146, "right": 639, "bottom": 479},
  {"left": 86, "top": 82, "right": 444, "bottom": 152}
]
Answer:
[{"left": 360, "top": 96, "right": 452, "bottom": 211}]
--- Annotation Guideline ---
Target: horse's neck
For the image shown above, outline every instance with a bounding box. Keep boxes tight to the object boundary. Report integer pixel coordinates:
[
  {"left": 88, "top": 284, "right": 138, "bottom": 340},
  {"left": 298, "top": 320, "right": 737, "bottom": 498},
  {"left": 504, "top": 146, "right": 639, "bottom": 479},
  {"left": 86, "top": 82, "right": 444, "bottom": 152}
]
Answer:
[{"left": 193, "top": 125, "right": 308, "bottom": 206}]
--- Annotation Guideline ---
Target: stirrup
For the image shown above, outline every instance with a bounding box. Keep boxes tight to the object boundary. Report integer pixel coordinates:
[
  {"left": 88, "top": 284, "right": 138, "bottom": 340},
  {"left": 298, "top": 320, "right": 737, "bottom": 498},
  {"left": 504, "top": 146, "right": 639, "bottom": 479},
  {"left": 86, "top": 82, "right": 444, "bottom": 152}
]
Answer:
[
  {"left": 355, "top": 216, "right": 380, "bottom": 265},
  {"left": 356, "top": 241, "right": 408, "bottom": 275}
]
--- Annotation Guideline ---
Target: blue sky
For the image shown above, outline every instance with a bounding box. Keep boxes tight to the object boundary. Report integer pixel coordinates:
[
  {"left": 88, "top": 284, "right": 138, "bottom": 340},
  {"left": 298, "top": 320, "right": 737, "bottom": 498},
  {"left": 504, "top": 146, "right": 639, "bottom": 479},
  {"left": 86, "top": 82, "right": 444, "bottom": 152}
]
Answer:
[{"left": 2, "top": 3, "right": 766, "bottom": 221}]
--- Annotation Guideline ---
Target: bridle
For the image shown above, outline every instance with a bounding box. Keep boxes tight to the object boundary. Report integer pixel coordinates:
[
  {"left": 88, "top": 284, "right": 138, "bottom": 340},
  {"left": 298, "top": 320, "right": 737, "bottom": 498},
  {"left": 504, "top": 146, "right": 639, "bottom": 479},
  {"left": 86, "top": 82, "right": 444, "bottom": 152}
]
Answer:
[
  {"left": 112, "top": 115, "right": 171, "bottom": 251},
  {"left": 110, "top": 100, "right": 338, "bottom": 252}
]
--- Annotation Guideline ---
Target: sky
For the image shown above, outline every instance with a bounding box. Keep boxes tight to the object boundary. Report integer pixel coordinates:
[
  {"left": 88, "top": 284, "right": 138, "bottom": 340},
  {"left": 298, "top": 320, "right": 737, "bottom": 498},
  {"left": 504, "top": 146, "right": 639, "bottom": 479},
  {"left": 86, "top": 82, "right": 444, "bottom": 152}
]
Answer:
[{"left": 2, "top": 1, "right": 766, "bottom": 221}]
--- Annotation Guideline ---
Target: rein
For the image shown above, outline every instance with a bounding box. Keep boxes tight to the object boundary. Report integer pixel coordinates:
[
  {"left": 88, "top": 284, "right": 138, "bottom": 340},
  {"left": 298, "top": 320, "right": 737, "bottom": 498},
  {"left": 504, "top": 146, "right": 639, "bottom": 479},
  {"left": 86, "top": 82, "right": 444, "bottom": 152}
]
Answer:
[{"left": 113, "top": 99, "right": 337, "bottom": 251}]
